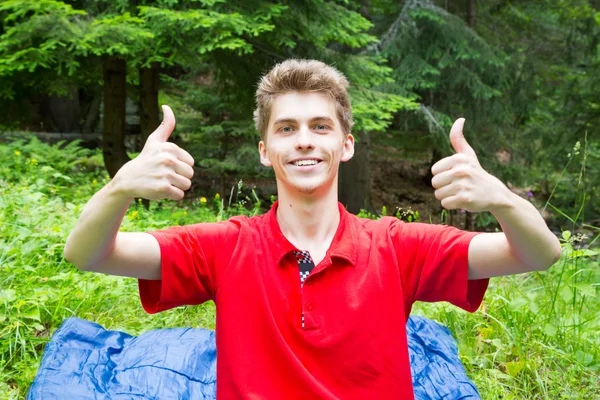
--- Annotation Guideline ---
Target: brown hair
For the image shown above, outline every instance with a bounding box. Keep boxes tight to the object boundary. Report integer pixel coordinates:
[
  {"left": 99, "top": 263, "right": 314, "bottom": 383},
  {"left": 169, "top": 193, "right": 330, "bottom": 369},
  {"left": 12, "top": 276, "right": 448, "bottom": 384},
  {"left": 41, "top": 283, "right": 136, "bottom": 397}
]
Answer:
[{"left": 254, "top": 59, "right": 354, "bottom": 140}]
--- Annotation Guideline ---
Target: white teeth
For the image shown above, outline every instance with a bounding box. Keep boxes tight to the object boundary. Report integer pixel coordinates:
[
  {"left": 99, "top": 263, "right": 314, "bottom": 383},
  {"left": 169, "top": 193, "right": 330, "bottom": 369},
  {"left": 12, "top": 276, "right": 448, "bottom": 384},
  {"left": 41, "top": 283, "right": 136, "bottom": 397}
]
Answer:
[{"left": 293, "top": 160, "right": 319, "bottom": 166}]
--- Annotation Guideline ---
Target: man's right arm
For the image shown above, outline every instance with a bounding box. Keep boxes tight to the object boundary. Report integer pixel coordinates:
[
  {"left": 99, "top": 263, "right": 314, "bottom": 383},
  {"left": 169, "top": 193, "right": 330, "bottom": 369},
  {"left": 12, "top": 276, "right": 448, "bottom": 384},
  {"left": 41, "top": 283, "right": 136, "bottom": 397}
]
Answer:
[
  {"left": 63, "top": 180, "right": 162, "bottom": 280},
  {"left": 63, "top": 105, "right": 194, "bottom": 280}
]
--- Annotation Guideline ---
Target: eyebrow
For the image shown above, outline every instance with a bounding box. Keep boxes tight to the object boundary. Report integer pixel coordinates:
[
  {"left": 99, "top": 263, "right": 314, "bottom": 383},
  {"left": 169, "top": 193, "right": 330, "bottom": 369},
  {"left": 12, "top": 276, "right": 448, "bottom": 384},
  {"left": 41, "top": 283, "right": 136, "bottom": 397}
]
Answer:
[{"left": 272, "top": 116, "right": 336, "bottom": 126}]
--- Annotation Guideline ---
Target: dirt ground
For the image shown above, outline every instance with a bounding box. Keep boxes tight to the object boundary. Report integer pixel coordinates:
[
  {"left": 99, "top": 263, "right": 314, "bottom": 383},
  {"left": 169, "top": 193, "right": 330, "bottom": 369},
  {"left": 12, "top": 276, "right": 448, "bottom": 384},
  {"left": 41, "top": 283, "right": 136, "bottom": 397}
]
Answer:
[{"left": 370, "top": 144, "right": 444, "bottom": 224}]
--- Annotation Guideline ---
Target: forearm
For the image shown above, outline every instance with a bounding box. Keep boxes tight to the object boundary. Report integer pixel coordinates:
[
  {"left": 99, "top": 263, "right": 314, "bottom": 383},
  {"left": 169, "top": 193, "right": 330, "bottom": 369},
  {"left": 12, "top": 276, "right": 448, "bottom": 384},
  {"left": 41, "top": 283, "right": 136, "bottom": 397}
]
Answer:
[
  {"left": 491, "top": 193, "right": 562, "bottom": 271},
  {"left": 64, "top": 179, "right": 134, "bottom": 270}
]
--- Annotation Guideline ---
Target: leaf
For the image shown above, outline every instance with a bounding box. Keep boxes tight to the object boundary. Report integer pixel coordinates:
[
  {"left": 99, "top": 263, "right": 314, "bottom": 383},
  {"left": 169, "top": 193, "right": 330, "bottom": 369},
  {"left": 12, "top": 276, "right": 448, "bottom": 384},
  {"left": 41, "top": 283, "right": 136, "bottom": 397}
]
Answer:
[
  {"left": 560, "top": 285, "right": 573, "bottom": 303},
  {"left": 508, "top": 296, "right": 528, "bottom": 313},
  {"left": 562, "top": 230, "right": 572, "bottom": 241},
  {"left": 31, "top": 323, "right": 45, "bottom": 332},
  {"left": 477, "top": 326, "right": 494, "bottom": 339},
  {"left": 505, "top": 360, "right": 526, "bottom": 377},
  {"left": 568, "top": 249, "right": 599, "bottom": 259},
  {"left": 487, "top": 368, "right": 511, "bottom": 380},
  {"left": 543, "top": 323, "right": 558, "bottom": 337},
  {"left": 22, "top": 308, "right": 41, "bottom": 321},
  {"left": 573, "top": 283, "right": 597, "bottom": 297},
  {"left": 0, "top": 289, "right": 17, "bottom": 302}
]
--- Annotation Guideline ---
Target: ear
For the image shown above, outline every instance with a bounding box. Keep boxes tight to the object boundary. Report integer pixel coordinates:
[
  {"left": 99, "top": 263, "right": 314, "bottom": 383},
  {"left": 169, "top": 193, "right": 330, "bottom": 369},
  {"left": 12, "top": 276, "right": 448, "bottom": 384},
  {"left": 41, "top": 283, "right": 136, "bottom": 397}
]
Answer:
[
  {"left": 340, "top": 134, "right": 355, "bottom": 162},
  {"left": 258, "top": 140, "right": 272, "bottom": 167}
]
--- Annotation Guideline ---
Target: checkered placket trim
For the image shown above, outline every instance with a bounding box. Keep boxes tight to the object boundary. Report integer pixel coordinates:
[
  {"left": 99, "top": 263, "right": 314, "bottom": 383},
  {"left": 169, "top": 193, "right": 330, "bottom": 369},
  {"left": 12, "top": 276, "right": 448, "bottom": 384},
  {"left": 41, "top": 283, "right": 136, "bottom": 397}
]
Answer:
[
  {"left": 299, "top": 270, "right": 310, "bottom": 284},
  {"left": 293, "top": 250, "right": 315, "bottom": 329},
  {"left": 294, "top": 250, "right": 312, "bottom": 264},
  {"left": 293, "top": 250, "right": 315, "bottom": 285}
]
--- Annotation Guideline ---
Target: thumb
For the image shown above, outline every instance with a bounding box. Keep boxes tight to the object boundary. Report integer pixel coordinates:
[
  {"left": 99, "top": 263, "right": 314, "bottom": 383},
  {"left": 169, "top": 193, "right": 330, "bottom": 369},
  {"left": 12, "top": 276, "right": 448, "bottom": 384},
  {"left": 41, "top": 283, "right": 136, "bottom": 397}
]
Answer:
[
  {"left": 147, "top": 105, "right": 176, "bottom": 143},
  {"left": 449, "top": 118, "right": 476, "bottom": 156}
]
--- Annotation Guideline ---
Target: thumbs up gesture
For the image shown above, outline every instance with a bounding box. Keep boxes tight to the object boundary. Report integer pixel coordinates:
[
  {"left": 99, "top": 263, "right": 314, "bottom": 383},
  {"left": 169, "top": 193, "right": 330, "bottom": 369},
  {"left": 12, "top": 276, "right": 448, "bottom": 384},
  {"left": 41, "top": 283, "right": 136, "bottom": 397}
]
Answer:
[
  {"left": 113, "top": 105, "right": 195, "bottom": 201},
  {"left": 431, "top": 118, "right": 510, "bottom": 213}
]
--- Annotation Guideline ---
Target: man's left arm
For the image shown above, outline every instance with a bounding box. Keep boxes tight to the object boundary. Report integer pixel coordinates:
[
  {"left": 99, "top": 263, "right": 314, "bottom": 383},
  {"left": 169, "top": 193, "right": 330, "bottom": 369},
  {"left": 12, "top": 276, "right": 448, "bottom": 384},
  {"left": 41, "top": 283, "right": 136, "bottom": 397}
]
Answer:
[{"left": 431, "top": 118, "right": 562, "bottom": 280}]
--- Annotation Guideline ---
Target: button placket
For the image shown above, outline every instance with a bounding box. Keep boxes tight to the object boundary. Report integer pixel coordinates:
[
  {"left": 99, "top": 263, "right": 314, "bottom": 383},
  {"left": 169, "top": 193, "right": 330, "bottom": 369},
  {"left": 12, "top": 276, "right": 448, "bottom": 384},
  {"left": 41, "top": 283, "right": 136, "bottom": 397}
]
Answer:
[{"left": 293, "top": 249, "right": 316, "bottom": 329}]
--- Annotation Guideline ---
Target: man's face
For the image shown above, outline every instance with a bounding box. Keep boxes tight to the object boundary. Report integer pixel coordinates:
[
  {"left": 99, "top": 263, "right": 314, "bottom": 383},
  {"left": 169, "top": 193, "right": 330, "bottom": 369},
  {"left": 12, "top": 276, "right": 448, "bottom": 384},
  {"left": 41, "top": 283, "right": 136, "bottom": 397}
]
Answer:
[{"left": 258, "top": 91, "right": 354, "bottom": 195}]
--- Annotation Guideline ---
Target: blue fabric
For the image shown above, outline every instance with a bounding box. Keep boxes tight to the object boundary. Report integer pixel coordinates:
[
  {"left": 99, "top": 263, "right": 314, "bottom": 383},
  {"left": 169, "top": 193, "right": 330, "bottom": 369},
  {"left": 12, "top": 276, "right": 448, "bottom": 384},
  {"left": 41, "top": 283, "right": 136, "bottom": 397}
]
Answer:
[
  {"left": 28, "top": 316, "right": 480, "bottom": 399},
  {"left": 407, "top": 317, "right": 480, "bottom": 399}
]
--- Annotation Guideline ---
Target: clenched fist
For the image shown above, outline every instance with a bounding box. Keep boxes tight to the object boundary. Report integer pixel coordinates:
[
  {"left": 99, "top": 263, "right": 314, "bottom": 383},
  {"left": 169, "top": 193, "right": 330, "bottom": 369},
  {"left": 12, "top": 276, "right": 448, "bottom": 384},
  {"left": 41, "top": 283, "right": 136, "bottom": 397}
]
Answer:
[
  {"left": 431, "top": 118, "right": 510, "bottom": 213},
  {"left": 113, "top": 105, "right": 195, "bottom": 201}
]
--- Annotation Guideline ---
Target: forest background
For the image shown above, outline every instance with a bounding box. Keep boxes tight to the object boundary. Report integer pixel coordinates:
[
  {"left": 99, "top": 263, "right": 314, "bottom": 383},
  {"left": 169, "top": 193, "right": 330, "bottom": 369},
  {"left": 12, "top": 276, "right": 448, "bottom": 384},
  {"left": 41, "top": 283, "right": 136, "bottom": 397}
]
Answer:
[{"left": 0, "top": 0, "right": 599, "bottom": 398}]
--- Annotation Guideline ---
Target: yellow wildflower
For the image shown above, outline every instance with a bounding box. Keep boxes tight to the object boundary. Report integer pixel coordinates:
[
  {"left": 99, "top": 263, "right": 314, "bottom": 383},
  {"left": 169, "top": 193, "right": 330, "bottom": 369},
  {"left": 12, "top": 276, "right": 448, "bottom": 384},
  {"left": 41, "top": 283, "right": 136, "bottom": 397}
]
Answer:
[
  {"left": 200, "top": 197, "right": 207, "bottom": 204},
  {"left": 183, "top": 211, "right": 188, "bottom": 216},
  {"left": 92, "top": 179, "right": 97, "bottom": 185},
  {"left": 14, "top": 150, "right": 21, "bottom": 156},
  {"left": 30, "top": 158, "right": 38, "bottom": 165},
  {"left": 131, "top": 211, "right": 138, "bottom": 218}
]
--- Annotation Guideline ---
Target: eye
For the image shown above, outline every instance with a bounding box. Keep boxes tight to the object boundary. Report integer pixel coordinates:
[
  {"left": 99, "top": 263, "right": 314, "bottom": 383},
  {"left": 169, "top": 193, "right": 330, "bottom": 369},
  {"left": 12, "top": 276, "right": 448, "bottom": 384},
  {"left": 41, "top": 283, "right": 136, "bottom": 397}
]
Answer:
[
  {"left": 280, "top": 126, "right": 294, "bottom": 133},
  {"left": 314, "top": 124, "right": 328, "bottom": 131}
]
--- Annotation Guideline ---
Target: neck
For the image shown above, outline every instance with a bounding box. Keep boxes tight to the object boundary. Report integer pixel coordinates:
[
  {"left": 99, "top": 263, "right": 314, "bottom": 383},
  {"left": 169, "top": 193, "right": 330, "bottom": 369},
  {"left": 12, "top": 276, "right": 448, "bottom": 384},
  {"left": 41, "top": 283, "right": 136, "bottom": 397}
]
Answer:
[{"left": 275, "top": 179, "right": 340, "bottom": 251}]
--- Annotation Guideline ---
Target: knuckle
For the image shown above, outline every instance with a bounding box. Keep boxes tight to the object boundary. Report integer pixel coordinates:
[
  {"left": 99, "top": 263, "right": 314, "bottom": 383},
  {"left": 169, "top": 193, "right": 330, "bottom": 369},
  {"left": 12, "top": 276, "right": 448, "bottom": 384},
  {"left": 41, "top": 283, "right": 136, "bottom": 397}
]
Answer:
[
  {"left": 164, "top": 142, "right": 179, "bottom": 151},
  {"left": 453, "top": 166, "right": 470, "bottom": 178},
  {"left": 459, "top": 193, "right": 472, "bottom": 205},
  {"left": 457, "top": 181, "right": 470, "bottom": 192},
  {"left": 161, "top": 184, "right": 172, "bottom": 195},
  {"left": 455, "top": 153, "right": 469, "bottom": 163},
  {"left": 165, "top": 171, "right": 177, "bottom": 181},
  {"left": 160, "top": 156, "right": 176, "bottom": 167}
]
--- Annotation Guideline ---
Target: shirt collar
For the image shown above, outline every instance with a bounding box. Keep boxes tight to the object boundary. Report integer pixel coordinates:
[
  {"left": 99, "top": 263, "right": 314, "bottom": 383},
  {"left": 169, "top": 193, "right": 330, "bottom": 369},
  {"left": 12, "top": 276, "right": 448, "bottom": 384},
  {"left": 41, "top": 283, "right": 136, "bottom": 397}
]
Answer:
[{"left": 266, "top": 200, "right": 358, "bottom": 267}]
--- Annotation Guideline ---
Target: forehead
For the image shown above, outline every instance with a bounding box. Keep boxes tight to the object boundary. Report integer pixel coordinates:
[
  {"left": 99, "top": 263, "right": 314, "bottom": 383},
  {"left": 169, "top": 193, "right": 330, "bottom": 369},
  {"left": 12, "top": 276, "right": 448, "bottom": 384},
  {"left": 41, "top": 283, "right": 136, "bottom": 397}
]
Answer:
[{"left": 269, "top": 92, "right": 338, "bottom": 125}]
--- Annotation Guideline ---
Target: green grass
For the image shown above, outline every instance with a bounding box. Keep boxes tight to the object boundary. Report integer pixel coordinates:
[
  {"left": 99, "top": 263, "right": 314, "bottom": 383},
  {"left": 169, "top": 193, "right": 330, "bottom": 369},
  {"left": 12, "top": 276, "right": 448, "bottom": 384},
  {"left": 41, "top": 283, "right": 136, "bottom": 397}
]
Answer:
[{"left": 1, "top": 139, "right": 598, "bottom": 399}]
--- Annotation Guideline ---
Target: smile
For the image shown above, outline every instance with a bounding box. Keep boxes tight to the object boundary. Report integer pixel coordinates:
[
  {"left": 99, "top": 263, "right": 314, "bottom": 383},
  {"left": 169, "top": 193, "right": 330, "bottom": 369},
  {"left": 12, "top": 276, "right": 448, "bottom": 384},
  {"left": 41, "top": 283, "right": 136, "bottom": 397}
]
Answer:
[{"left": 290, "top": 159, "right": 322, "bottom": 167}]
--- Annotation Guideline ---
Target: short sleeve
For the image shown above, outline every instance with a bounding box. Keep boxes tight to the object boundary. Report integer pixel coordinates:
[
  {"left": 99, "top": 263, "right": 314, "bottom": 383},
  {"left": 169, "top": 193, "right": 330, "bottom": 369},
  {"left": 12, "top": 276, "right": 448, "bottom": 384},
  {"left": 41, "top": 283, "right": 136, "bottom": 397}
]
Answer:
[
  {"left": 138, "top": 219, "right": 242, "bottom": 314},
  {"left": 391, "top": 221, "right": 489, "bottom": 316}
]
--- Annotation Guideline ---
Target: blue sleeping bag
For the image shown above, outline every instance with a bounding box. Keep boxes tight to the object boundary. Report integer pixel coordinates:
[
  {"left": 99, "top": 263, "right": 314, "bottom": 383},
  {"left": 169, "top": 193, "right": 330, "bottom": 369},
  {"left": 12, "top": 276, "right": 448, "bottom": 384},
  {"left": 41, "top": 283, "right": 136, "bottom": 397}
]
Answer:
[{"left": 27, "top": 316, "right": 480, "bottom": 399}]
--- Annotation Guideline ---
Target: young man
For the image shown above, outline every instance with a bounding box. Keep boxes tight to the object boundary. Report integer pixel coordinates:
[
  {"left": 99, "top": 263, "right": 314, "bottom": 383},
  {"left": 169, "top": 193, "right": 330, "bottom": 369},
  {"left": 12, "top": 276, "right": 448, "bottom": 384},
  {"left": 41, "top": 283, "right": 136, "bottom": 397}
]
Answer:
[{"left": 64, "top": 59, "right": 561, "bottom": 399}]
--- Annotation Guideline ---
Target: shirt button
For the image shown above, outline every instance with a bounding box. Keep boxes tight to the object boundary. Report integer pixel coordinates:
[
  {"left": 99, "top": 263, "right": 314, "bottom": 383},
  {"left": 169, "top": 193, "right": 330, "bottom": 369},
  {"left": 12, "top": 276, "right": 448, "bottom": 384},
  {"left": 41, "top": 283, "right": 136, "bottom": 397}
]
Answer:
[{"left": 306, "top": 303, "right": 313, "bottom": 311}]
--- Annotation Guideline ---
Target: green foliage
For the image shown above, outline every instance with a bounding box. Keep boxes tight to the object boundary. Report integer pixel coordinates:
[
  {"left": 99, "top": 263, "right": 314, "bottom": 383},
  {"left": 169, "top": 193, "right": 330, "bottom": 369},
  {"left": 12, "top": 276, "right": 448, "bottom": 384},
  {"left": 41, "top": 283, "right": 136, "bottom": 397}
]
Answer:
[
  {"left": 413, "top": 230, "right": 599, "bottom": 398},
  {"left": 370, "top": 0, "right": 508, "bottom": 156},
  {"left": 475, "top": 0, "right": 600, "bottom": 220},
  {"left": 0, "top": 0, "right": 88, "bottom": 96},
  {"left": 136, "top": 4, "right": 285, "bottom": 60}
]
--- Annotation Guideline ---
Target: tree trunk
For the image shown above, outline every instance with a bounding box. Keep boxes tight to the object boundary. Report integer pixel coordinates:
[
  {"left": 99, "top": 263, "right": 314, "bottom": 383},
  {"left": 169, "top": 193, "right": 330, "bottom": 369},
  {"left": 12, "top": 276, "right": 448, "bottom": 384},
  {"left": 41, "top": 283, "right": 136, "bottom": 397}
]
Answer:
[
  {"left": 465, "top": 0, "right": 476, "bottom": 229},
  {"left": 339, "top": 130, "right": 373, "bottom": 214},
  {"left": 82, "top": 88, "right": 102, "bottom": 134},
  {"left": 359, "top": 0, "right": 370, "bottom": 19},
  {"left": 139, "top": 62, "right": 160, "bottom": 147},
  {"left": 467, "top": 0, "right": 475, "bottom": 27},
  {"left": 48, "top": 86, "right": 81, "bottom": 133},
  {"left": 103, "top": 55, "right": 130, "bottom": 178}
]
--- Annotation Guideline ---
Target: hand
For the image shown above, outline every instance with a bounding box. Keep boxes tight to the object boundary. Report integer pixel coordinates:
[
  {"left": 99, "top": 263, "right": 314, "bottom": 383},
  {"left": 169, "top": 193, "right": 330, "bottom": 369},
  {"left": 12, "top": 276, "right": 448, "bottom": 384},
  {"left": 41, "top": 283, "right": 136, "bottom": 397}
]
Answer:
[
  {"left": 431, "top": 118, "right": 510, "bottom": 213},
  {"left": 113, "top": 105, "right": 195, "bottom": 201}
]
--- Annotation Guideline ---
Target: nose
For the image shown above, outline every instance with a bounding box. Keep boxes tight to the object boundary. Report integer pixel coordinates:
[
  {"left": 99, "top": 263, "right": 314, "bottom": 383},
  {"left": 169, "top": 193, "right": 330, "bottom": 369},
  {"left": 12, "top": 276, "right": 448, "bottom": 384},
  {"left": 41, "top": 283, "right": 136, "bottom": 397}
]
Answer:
[{"left": 294, "top": 125, "right": 315, "bottom": 151}]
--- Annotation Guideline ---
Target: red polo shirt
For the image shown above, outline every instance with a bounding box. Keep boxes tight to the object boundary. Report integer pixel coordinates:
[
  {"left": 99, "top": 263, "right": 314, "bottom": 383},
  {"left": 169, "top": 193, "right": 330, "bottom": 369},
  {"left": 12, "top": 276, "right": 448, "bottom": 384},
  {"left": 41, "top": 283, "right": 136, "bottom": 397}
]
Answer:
[{"left": 139, "top": 202, "right": 488, "bottom": 399}]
